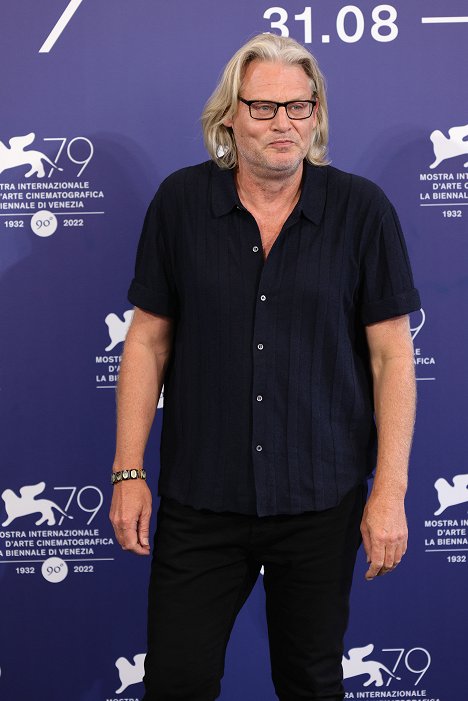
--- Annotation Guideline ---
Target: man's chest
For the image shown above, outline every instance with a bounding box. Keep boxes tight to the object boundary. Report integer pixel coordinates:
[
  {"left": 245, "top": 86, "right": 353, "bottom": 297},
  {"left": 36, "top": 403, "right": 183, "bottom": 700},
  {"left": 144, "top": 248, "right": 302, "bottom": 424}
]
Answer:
[
  {"left": 256, "top": 215, "right": 285, "bottom": 261},
  {"left": 170, "top": 213, "right": 359, "bottom": 318}
]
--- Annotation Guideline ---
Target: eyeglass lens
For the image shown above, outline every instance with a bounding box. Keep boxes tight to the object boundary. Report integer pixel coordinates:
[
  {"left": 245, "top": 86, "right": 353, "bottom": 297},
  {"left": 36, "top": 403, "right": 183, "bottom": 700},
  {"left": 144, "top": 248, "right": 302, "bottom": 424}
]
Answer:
[{"left": 249, "top": 101, "right": 313, "bottom": 120}]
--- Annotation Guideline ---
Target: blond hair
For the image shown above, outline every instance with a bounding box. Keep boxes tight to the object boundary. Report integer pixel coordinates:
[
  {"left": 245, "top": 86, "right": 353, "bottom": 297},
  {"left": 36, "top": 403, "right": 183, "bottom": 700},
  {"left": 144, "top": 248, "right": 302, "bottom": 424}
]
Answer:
[{"left": 201, "top": 33, "right": 329, "bottom": 169}]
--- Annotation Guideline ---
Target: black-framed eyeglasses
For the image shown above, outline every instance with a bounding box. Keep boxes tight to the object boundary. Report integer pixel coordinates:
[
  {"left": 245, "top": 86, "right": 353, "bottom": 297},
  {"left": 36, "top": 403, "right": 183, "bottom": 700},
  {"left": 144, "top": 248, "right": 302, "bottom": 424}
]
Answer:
[{"left": 239, "top": 97, "right": 316, "bottom": 120}]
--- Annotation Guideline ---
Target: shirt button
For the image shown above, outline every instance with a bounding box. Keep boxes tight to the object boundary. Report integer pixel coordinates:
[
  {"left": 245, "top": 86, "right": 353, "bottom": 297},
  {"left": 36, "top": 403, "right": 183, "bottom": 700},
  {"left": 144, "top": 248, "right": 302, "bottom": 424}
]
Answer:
[
  {"left": 252, "top": 245, "right": 259, "bottom": 252},
  {"left": 260, "top": 294, "right": 266, "bottom": 301},
  {"left": 256, "top": 445, "right": 263, "bottom": 452},
  {"left": 256, "top": 395, "right": 263, "bottom": 402},
  {"left": 257, "top": 343, "right": 263, "bottom": 350}
]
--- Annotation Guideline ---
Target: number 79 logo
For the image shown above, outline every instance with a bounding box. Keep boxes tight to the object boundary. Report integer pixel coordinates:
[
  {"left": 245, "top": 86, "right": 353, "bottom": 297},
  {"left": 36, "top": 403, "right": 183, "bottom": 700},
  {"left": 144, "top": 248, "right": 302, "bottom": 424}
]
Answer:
[{"left": 39, "top": 0, "right": 84, "bottom": 53}]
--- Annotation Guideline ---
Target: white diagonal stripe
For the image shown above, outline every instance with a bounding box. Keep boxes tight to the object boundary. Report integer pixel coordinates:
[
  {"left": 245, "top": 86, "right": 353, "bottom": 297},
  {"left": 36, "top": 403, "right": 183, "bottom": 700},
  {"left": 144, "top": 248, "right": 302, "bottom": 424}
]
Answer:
[{"left": 39, "top": 0, "right": 84, "bottom": 53}]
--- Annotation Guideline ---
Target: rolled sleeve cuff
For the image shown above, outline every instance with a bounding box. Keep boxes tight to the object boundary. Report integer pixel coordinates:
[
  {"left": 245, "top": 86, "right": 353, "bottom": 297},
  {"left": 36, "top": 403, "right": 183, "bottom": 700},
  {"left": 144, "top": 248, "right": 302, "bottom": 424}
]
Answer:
[
  {"left": 127, "top": 279, "right": 176, "bottom": 317},
  {"left": 361, "top": 288, "right": 421, "bottom": 325}
]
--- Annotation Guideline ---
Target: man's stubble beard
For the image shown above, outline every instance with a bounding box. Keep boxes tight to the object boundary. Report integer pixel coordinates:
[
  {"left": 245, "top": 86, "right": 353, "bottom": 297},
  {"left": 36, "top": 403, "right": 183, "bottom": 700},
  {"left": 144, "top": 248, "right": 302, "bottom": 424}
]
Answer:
[{"left": 237, "top": 146, "right": 305, "bottom": 180}]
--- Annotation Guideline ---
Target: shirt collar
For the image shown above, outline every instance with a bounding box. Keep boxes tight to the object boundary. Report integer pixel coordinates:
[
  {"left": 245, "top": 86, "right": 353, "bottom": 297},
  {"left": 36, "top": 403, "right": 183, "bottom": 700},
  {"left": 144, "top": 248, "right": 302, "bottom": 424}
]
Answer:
[
  {"left": 211, "top": 164, "right": 241, "bottom": 217},
  {"left": 210, "top": 159, "right": 327, "bottom": 225},
  {"left": 298, "top": 161, "right": 327, "bottom": 225}
]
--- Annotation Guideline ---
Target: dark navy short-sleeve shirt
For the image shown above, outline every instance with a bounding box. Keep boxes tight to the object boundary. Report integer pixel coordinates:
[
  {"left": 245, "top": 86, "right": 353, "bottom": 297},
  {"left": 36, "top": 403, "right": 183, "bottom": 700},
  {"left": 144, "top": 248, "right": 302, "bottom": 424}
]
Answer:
[{"left": 128, "top": 160, "right": 421, "bottom": 516}]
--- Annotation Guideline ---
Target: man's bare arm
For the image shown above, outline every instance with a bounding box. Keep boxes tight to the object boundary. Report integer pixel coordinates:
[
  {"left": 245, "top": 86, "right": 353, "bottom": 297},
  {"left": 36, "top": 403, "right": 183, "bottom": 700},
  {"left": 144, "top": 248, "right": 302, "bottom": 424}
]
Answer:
[
  {"left": 361, "top": 314, "right": 416, "bottom": 580},
  {"left": 109, "top": 307, "right": 174, "bottom": 555}
]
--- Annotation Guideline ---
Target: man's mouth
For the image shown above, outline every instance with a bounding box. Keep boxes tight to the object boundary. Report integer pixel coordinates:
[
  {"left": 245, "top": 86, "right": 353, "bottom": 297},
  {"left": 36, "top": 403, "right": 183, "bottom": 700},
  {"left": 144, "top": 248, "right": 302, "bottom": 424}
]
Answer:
[{"left": 269, "top": 140, "right": 295, "bottom": 146}]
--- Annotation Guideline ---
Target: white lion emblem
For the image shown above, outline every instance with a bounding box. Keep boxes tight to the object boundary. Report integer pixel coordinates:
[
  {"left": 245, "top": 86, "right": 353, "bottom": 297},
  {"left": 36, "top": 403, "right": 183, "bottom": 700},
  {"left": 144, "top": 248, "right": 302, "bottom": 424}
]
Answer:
[
  {"left": 429, "top": 124, "right": 468, "bottom": 169},
  {"left": 342, "top": 644, "right": 400, "bottom": 687},
  {"left": 434, "top": 474, "right": 468, "bottom": 516},
  {"left": 1, "top": 482, "right": 73, "bottom": 526},
  {"left": 105, "top": 310, "right": 134, "bottom": 351},
  {"left": 115, "top": 653, "right": 146, "bottom": 693},
  {"left": 0, "top": 133, "right": 63, "bottom": 178}
]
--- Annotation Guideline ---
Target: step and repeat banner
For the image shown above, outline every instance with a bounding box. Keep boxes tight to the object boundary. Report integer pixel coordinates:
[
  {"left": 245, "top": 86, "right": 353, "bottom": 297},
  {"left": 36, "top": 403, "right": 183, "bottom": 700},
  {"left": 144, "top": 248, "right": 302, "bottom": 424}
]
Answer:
[{"left": 1, "top": 2, "right": 467, "bottom": 700}]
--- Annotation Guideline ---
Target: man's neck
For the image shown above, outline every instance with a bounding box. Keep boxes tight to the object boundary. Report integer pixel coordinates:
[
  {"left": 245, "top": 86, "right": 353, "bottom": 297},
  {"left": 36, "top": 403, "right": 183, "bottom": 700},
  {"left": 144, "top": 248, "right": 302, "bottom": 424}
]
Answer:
[{"left": 235, "top": 163, "right": 303, "bottom": 213}]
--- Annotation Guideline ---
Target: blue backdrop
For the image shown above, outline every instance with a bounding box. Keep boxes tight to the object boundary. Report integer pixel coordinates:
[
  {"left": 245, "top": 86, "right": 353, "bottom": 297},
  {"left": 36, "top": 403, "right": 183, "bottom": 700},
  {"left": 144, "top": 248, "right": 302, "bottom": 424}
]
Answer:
[{"left": 1, "top": 2, "right": 467, "bottom": 700}]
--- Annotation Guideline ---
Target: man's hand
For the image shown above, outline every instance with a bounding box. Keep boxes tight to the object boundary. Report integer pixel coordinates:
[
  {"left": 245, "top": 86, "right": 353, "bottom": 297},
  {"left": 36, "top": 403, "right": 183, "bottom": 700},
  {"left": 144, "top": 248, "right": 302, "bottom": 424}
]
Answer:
[
  {"left": 360, "top": 490, "right": 408, "bottom": 580},
  {"left": 109, "top": 479, "right": 152, "bottom": 555}
]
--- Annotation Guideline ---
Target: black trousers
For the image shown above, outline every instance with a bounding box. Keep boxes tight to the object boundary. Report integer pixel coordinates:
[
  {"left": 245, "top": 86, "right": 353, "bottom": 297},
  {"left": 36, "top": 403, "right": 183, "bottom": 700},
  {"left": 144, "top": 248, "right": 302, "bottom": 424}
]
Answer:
[{"left": 142, "top": 483, "right": 366, "bottom": 701}]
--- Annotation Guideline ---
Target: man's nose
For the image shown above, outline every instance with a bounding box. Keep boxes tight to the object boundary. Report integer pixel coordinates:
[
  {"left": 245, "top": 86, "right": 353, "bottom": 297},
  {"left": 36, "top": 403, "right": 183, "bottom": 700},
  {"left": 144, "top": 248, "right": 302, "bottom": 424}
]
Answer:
[{"left": 271, "top": 105, "right": 291, "bottom": 128}]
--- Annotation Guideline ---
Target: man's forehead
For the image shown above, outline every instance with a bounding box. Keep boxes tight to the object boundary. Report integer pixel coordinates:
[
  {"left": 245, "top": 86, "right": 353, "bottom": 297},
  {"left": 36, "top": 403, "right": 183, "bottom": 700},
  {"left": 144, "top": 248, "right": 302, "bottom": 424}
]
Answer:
[{"left": 241, "top": 60, "right": 312, "bottom": 93}]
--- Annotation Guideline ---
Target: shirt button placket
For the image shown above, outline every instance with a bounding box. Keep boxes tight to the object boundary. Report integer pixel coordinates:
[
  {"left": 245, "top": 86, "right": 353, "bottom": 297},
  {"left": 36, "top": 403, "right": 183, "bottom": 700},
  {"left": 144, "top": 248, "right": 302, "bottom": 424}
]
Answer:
[{"left": 252, "top": 279, "right": 272, "bottom": 515}]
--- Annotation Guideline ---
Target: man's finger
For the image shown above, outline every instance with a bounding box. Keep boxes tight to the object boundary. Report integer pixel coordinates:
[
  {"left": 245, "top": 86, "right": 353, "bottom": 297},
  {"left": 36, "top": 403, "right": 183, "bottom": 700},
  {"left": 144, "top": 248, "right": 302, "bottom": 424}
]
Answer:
[
  {"left": 365, "top": 560, "right": 384, "bottom": 580},
  {"left": 383, "top": 542, "right": 397, "bottom": 570},
  {"left": 118, "top": 525, "right": 150, "bottom": 555},
  {"left": 138, "top": 511, "right": 151, "bottom": 549},
  {"left": 365, "top": 541, "right": 385, "bottom": 580},
  {"left": 360, "top": 523, "right": 371, "bottom": 563},
  {"left": 116, "top": 523, "right": 137, "bottom": 548},
  {"left": 391, "top": 542, "right": 405, "bottom": 568}
]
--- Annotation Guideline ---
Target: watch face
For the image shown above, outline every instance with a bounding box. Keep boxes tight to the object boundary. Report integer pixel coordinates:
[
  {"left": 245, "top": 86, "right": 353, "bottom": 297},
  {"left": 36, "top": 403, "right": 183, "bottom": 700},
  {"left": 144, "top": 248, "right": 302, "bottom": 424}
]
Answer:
[
  {"left": 130, "top": 469, "right": 137, "bottom": 478},
  {"left": 122, "top": 470, "right": 129, "bottom": 479}
]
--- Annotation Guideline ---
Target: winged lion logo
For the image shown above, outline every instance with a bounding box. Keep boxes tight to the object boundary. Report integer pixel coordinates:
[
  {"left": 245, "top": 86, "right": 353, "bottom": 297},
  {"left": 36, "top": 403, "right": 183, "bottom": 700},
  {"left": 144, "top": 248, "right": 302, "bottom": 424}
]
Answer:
[
  {"left": 342, "top": 644, "right": 400, "bottom": 687},
  {"left": 115, "top": 653, "right": 146, "bottom": 693},
  {"left": 0, "top": 133, "right": 63, "bottom": 178},
  {"left": 434, "top": 474, "right": 468, "bottom": 516},
  {"left": 1, "top": 482, "right": 73, "bottom": 526},
  {"left": 429, "top": 124, "right": 468, "bottom": 169}
]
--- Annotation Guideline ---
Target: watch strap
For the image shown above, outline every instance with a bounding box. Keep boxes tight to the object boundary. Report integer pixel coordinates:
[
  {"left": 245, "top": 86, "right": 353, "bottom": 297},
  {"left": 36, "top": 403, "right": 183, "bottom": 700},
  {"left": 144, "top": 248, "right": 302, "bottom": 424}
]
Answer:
[{"left": 111, "top": 468, "right": 147, "bottom": 485}]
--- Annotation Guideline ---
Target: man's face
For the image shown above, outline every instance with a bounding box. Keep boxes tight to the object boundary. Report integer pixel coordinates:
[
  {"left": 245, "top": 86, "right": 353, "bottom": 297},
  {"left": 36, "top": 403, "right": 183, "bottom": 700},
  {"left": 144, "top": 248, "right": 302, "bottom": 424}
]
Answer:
[{"left": 223, "top": 59, "right": 317, "bottom": 179}]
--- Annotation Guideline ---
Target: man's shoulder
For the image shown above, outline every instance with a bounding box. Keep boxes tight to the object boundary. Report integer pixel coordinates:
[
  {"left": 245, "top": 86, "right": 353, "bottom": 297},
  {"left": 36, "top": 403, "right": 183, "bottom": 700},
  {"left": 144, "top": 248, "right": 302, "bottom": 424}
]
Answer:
[
  {"left": 323, "top": 164, "right": 391, "bottom": 210},
  {"left": 158, "top": 160, "right": 215, "bottom": 194},
  {"left": 324, "top": 164, "right": 387, "bottom": 198}
]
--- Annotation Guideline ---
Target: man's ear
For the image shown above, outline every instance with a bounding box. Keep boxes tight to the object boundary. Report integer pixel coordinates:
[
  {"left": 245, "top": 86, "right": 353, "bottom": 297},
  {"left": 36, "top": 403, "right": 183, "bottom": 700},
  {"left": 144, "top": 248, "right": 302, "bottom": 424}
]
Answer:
[{"left": 312, "top": 99, "right": 319, "bottom": 128}]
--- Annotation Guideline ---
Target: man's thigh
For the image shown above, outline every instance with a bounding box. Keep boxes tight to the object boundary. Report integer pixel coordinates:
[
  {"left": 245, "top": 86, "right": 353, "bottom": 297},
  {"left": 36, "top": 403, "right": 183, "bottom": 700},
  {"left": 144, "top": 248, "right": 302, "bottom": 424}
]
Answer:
[
  {"left": 261, "top": 483, "right": 367, "bottom": 701},
  {"left": 143, "top": 498, "right": 261, "bottom": 701}
]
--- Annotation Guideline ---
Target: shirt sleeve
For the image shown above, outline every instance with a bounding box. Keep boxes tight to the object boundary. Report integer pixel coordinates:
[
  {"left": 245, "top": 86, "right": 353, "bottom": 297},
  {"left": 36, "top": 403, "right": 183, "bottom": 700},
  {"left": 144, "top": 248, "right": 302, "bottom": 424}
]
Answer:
[
  {"left": 127, "top": 189, "right": 178, "bottom": 317},
  {"left": 360, "top": 203, "right": 421, "bottom": 325}
]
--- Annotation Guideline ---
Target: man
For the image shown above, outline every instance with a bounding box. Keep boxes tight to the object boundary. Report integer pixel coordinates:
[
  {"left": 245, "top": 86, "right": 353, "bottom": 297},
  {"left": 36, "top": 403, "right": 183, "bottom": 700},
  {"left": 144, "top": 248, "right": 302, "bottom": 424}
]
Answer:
[{"left": 110, "top": 33, "right": 420, "bottom": 701}]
